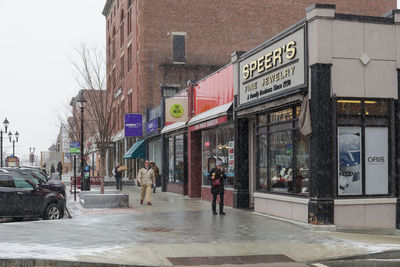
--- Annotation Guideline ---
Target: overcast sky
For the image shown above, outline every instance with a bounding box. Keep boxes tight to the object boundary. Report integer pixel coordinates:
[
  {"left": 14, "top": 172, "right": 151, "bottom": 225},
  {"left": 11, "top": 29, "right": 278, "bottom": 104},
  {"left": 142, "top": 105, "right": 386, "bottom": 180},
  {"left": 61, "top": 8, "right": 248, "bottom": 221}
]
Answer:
[
  {"left": 0, "top": 0, "right": 105, "bottom": 163},
  {"left": 0, "top": 1, "right": 399, "bottom": 164}
]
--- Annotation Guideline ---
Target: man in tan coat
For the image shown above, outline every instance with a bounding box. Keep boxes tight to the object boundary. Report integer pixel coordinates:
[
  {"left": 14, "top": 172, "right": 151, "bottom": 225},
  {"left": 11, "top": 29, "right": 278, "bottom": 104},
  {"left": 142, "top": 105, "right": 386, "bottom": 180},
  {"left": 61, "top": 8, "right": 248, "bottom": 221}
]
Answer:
[{"left": 137, "top": 160, "right": 155, "bottom": 205}]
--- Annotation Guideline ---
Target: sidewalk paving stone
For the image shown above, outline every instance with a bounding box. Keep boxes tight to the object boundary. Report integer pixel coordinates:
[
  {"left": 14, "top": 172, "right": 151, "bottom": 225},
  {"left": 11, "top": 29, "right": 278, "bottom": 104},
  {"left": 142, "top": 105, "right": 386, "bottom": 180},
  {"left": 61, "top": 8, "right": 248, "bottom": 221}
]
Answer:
[{"left": 0, "top": 179, "right": 400, "bottom": 266}]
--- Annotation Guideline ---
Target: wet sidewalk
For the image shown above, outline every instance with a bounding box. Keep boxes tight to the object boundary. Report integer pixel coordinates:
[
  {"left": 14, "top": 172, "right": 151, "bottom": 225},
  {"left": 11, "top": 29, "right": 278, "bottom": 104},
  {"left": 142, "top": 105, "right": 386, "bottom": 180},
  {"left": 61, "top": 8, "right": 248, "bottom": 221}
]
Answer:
[{"left": 0, "top": 182, "right": 400, "bottom": 266}]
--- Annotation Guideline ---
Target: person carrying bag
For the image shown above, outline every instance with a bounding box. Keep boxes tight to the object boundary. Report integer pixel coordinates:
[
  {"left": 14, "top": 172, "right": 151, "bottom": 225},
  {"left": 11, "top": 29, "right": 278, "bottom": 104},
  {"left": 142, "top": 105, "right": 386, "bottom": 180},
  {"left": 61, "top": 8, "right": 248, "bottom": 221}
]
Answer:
[{"left": 208, "top": 160, "right": 226, "bottom": 215}]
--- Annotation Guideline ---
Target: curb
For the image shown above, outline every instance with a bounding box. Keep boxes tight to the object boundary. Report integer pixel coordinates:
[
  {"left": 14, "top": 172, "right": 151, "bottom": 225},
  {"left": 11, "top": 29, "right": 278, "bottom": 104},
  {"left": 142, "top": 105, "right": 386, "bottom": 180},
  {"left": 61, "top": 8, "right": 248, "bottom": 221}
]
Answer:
[{"left": 0, "top": 259, "right": 154, "bottom": 267}]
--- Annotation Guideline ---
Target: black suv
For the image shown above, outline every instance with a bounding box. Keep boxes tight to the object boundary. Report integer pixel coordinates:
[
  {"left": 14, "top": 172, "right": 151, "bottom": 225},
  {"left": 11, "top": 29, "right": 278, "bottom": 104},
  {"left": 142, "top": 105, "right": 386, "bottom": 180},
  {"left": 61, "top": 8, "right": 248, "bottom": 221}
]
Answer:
[
  {"left": 0, "top": 173, "right": 65, "bottom": 220},
  {"left": 0, "top": 167, "right": 66, "bottom": 199}
]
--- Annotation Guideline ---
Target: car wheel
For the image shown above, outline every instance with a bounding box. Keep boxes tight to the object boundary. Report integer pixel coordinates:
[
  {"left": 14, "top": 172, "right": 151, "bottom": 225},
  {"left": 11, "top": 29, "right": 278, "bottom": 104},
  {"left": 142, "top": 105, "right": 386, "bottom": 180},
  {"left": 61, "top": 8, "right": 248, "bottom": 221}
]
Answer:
[
  {"left": 44, "top": 203, "right": 62, "bottom": 220},
  {"left": 13, "top": 217, "right": 24, "bottom": 222}
]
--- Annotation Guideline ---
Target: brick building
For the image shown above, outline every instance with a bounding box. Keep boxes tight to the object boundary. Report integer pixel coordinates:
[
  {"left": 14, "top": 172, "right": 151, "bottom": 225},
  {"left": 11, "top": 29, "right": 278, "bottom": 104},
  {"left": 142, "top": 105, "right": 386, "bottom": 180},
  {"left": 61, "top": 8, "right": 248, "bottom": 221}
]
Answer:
[{"left": 102, "top": 0, "right": 396, "bottom": 179}]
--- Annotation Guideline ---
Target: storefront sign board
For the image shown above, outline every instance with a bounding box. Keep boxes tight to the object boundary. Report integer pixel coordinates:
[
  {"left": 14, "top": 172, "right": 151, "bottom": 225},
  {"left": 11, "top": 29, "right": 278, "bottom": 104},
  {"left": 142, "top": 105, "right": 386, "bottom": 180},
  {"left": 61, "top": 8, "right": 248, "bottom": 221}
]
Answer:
[
  {"left": 124, "top": 113, "right": 142, "bottom": 137},
  {"left": 239, "top": 26, "right": 306, "bottom": 106},
  {"left": 365, "top": 127, "right": 388, "bottom": 195},
  {"left": 165, "top": 98, "right": 188, "bottom": 123},
  {"left": 146, "top": 118, "right": 159, "bottom": 134},
  {"left": 70, "top": 142, "right": 80, "bottom": 154}
]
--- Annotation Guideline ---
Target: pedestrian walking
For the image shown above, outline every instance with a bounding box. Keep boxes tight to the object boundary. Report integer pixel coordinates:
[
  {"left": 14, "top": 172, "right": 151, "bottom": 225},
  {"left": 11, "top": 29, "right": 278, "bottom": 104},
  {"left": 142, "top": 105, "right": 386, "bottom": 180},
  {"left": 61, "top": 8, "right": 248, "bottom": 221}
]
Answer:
[
  {"left": 149, "top": 161, "right": 160, "bottom": 193},
  {"left": 137, "top": 160, "right": 155, "bottom": 205},
  {"left": 50, "top": 163, "right": 55, "bottom": 178},
  {"left": 114, "top": 163, "right": 123, "bottom": 191},
  {"left": 57, "top": 161, "right": 63, "bottom": 180},
  {"left": 41, "top": 163, "right": 48, "bottom": 175},
  {"left": 208, "top": 160, "right": 226, "bottom": 215}
]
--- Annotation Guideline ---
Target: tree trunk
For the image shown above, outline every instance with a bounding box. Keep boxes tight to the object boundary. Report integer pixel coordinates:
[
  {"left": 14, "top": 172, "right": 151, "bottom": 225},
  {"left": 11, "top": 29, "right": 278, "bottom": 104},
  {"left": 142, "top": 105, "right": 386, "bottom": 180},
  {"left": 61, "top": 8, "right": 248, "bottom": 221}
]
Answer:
[{"left": 99, "top": 149, "right": 106, "bottom": 194}]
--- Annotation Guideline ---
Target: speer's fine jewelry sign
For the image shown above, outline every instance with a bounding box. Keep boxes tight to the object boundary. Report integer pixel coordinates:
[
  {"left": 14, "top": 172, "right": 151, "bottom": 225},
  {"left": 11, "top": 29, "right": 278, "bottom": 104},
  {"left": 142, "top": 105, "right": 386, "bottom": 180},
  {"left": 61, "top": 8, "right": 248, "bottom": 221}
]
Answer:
[{"left": 239, "top": 26, "right": 306, "bottom": 105}]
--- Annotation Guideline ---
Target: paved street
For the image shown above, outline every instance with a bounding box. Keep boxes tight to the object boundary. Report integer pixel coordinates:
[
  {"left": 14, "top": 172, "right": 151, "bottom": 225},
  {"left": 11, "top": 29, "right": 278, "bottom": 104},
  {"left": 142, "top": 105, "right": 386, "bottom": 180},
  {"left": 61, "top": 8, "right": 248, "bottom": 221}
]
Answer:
[{"left": 1, "top": 179, "right": 400, "bottom": 266}]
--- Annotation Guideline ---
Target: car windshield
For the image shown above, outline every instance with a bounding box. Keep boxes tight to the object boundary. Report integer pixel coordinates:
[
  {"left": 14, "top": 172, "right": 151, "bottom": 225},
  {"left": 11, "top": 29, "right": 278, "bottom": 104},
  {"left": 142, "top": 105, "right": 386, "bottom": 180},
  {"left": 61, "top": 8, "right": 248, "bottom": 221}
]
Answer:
[
  {"left": 20, "top": 173, "right": 41, "bottom": 185},
  {"left": 32, "top": 170, "right": 49, "bottom": 182}
]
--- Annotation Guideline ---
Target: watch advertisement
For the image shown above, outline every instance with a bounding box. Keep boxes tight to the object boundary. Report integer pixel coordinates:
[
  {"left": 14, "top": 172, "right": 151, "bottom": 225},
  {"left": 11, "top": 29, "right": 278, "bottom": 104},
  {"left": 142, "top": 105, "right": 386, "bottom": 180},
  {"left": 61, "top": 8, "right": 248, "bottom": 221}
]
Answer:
[
  {"left": 365, "top": 127, "right": 388, "bottom": 195},
  {"left": 338, "top": 127, "right": 362, "bottom": 196}
]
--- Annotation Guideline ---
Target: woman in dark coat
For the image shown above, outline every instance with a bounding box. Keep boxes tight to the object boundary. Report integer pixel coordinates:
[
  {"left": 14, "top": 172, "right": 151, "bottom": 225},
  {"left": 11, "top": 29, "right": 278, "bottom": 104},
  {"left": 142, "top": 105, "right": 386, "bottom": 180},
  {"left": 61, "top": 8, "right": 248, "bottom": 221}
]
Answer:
[{"left": 208, "top": 161, "right": 226, "bottom": 215}]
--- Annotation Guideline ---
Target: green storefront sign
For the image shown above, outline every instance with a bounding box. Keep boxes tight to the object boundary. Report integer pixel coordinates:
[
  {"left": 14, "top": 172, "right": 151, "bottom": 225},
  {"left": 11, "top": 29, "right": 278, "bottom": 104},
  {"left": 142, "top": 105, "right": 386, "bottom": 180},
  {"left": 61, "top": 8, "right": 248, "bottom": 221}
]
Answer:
[{"left": 170, "top": 104, "right": 184, "bottom": 118}]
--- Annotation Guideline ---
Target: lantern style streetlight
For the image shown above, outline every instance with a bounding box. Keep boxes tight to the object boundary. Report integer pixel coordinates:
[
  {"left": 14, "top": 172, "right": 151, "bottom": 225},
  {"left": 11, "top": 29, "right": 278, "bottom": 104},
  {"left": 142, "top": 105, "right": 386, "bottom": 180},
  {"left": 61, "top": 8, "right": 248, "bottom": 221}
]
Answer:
[
  {"left": 8, "top": 131, "right": 19, "bottom": 156},
  {"left": 0, "top": 118, "right": 9, "bottom": 167},
  {"left": 76, "top": 93, "right": 88, "bottom": 190}
]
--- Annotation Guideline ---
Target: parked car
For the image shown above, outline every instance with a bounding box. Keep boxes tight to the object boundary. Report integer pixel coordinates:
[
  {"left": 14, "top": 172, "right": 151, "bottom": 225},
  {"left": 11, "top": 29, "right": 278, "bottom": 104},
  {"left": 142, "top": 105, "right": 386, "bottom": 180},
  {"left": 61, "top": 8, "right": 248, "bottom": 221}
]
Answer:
[
  {"left": 0, "top": 173, "right": 65, "bottom": 220},
  {"left": 0, "top": 167, "right": 66, "bottom": 199}
]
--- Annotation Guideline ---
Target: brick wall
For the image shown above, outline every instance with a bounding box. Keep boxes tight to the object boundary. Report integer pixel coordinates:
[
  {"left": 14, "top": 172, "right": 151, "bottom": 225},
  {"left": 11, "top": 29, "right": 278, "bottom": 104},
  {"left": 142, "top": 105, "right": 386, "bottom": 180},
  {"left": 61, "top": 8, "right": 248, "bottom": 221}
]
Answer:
[{"left": 104, "top": 0, "right": 396, "bottom": 134}]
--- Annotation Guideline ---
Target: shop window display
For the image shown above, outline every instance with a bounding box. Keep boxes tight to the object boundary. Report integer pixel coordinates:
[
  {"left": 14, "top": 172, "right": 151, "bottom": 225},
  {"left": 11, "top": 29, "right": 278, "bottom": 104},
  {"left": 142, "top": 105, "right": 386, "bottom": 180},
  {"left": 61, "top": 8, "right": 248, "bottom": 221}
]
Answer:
[
  {"left": 175, "top": 135, "right": 184, "bottom": 183},
  {"left": 167, "top": 134, "right": 186, "bottom": 183},
  {"left": 168, "top": 137, "right": 174, "bottom": 182},
  {"left": 336, "top": 98, "right": 390, "bottom": 196},
  {"left": 295, "top": 131, "right": 309, "bottom": 195},
  {"left": 202, "top": 124, "right": 235, "bottom": 186},
  {"left": 270, "top": 130, "right": 293, "bottom": 192},
  {"left": 256, "top": 106, "right": 309, "bottom": 195}
]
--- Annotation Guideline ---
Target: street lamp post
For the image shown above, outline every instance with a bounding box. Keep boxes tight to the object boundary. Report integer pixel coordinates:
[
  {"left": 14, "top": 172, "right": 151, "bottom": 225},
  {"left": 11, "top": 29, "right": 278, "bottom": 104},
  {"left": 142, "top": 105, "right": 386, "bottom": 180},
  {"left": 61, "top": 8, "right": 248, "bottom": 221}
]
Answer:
[
  {"left": 8, "top": 131, "right": 19, "bottom": 156},
  {"left": 77, "top": 93, "right": 87, "bottom": 191},
  {"left": 0, "top": 118, "right": 9, "bottom": 167}
]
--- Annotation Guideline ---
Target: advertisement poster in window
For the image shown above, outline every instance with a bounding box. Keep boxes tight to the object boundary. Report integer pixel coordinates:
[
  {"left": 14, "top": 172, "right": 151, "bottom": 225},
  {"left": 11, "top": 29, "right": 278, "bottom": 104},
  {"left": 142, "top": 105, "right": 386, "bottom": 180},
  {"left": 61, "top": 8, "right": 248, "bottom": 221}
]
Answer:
[
  {"left": 338, "top": 127, "right": 362, "bottom": 195},
  {"left": 365, "top": 127, "right": 388, "bottom": 195},
  {"left": 228, "top": 141, "right": 234, "bottom": 167}
]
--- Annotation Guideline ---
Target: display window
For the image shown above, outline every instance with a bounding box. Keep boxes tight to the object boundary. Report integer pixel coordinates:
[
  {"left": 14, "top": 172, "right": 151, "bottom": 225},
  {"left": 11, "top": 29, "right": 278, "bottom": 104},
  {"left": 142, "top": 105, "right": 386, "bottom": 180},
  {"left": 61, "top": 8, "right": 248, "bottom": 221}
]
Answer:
[
  {"left": 201, "top": 123, "right": 235, "bottom": 186},
  {"left": 336, "top": 98, "right": 391, "bottom": 196},
  {"left": 148, "top": 138, "right": 161, "bottom": 173},
  {"left": 256, "top": 105, "right": 309, "bottom": 196},
  {"left": 167, "top": 134, "right": 187, "bottom": 184}
]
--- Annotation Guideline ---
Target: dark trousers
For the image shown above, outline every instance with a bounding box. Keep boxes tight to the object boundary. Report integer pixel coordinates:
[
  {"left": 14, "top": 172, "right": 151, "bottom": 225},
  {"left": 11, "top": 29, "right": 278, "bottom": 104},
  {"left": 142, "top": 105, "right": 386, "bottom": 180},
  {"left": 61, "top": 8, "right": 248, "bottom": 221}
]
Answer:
[
  {"left": 212, "top": 192, "right": 224, "bottom": 212},
  {"left": 116, "top": 177, "right": 122, "bottom": 190}
]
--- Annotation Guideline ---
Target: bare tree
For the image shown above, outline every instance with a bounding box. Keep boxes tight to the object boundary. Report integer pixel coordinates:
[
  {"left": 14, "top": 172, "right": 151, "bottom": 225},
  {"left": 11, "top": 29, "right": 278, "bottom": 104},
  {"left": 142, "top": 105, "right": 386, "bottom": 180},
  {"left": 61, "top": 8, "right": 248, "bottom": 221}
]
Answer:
[{"left": 71, "top": 43, "right": 116, "bottom": 194}]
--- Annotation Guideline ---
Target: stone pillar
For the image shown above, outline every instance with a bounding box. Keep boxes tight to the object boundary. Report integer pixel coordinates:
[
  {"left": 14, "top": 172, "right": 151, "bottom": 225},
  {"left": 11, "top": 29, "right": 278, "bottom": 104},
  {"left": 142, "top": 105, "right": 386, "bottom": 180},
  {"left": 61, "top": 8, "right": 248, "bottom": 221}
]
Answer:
[
  {"left": 396, "top": 69, "right": 400, "bottom": 229},
  {"left": 308, "top": 63, "right": 334, "bottom": 225},
  {"left": 233, "top": 116, "right": 249, "bottom": 208}
]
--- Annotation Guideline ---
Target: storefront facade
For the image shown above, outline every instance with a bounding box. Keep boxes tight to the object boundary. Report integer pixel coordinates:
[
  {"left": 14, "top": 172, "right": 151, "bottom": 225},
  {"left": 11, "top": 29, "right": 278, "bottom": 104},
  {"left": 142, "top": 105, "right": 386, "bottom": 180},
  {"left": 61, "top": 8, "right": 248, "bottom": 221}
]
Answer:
[
  {"left": 161, "top": 92, "right": 189, "bottom": 195},
  {"left": 234, "top": 4, "right": 400, "bottom": 231},
  {"left": 187, "top": 65, "right": 236, "bottom": 205}
]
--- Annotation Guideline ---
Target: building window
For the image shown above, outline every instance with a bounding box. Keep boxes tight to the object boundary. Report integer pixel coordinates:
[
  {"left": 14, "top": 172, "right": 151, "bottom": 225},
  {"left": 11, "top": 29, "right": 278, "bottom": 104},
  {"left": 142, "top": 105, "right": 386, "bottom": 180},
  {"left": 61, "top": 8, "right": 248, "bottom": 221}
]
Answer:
[
  {"left": 112, "top": 68, "right": 116, "bottom": 89},
  {"left": 336, "top": 99, "right": 391, "bottom": 196},
  {"left": 168, "top": 134, "right": 187, "bottom": 183},
  {"left": 112, "top": 38, "right": 115, "bottom": 59},
  {"left": 256, "top": 105, "right": 310, "bottom": 196},
  {"left": 162, "top": 87, "right": 178, "bottom": 98},
  {"left": 173, "top": 34, "right": 185, "bottom": 63},
  {"left": 201, "top": 124, "right": 235, "bottom": 187},
  {"left": 120, "top": 55, "right": 124, "bottom": 79},
  {"left": 127, "top": 9, "right": 132, "bottom": 34},
  {"left": 128, "top": 93, "right": 132, "bottom": 113},
  {"left": 127, "top": 45, "right": 132, "bottom": 71},
  {"left": 120, "top": 10, "right": 124, "bottom": 47}
]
